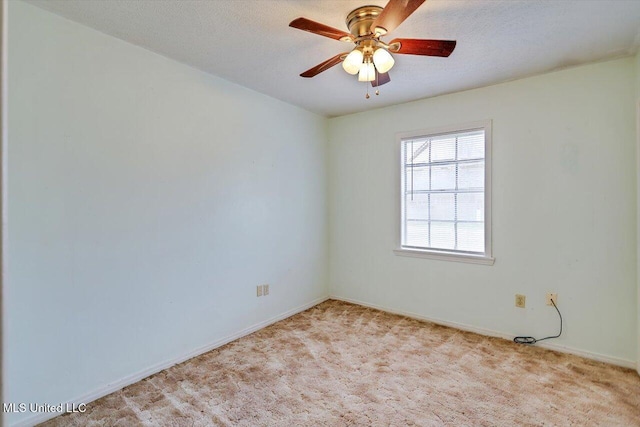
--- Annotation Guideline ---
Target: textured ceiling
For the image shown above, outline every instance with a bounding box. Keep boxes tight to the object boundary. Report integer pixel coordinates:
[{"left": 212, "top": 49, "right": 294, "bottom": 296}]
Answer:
[{"left": 24, "top": 0, "right": 640, "bottom": 117}]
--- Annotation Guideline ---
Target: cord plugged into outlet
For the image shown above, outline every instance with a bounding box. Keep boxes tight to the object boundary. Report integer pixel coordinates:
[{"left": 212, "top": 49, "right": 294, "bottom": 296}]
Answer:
[{"left": 514, "top": 293, "right": 562, "bottom": 345}]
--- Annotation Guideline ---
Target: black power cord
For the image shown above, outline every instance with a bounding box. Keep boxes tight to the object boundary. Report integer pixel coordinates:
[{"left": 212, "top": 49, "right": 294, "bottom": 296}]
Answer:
[{"left": 513, "top": 299, "right": 562, "bottom": 345}]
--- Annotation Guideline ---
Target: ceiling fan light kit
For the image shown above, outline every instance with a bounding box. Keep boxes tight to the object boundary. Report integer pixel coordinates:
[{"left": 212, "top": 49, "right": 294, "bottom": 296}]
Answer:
[
  {"left": 373, "top": 47, "right": 394, "bottom": 73},
  {"left": 342, "top": 49, "right": 364, "bottom": 75},
  {"left": 289, "top": 0, "right": 456, "bottom": 99},
  {"left": 358, "top": 61, "right": 376, "bottom": 82}
]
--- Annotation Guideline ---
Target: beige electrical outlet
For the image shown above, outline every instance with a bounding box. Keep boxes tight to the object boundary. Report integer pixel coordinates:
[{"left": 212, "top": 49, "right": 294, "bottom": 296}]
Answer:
[
  {"left": 263, "top": 284, "right": 269, "bottom": 295},
  {"left": 515, "top": 294, "right": 526, "bottom": 308},
  {"left": 256, "top": 285, "right": 263, "bottom": 297},
  {"left": 546, "top": 293, "right": 557, "bottom": 306}
]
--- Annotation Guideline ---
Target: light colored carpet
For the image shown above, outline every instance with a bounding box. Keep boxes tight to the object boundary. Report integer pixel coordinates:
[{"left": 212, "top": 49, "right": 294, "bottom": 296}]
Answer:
[{"left": 41, "top": 300, "right": 640, "bottom": 426}]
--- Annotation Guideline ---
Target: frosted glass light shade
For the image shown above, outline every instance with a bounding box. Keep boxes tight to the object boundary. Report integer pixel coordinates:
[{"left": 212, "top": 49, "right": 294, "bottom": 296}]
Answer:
[
  {"left": 342, "top": 49, "right": 364, "bottom": 75},
  {"left": 373, "top": 48, "right": 395, "bottom": 73},
  {"left": 358, "top": 62, "right": 375, "bottom": 82}
]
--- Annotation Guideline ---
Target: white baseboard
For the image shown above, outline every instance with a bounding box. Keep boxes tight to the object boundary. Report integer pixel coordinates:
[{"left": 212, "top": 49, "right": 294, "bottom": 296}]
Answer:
[
  {"left": 330, "top": 295, "right": 637, "bottom": 370},
  {"left": 11, "top": 296, "right": 330, "bottom": 427}
]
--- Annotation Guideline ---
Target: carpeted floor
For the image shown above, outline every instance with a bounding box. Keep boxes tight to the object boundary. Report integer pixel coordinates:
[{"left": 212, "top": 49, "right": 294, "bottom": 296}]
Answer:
[{"left": 41, "top": 300, "right": 640, "bottom": 426}]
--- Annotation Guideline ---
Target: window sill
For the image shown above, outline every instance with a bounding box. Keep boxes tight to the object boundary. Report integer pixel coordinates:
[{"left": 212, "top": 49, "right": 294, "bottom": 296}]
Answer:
[{"left": 393, "top": 248, "right": 495, "bottom": 265}]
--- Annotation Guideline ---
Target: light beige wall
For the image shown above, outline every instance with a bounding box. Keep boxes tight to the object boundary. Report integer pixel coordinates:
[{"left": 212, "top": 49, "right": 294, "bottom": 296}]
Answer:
[
  {"left": 0, "top": 0, "right": 6, "bottom": 422},
  {"left": 328, "top": 57, "right": 637, "bottom": 367},
  {"left": 636, "top": 50, "right": 640, "bottom": 376},
  {"left": 6, "top": 2, "right": 329, "bottom": 425}
]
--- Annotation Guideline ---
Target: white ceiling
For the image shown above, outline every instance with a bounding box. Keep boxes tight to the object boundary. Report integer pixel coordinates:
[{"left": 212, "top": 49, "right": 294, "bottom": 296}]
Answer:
[{"left": 24, "top": 0, "right": 640, "bottom": 117}]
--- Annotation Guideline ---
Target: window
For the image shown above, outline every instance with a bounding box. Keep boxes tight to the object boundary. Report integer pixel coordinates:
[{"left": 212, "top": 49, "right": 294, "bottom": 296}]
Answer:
[{"left": 395, "top": 121, "right": 493, "bottom": 265}]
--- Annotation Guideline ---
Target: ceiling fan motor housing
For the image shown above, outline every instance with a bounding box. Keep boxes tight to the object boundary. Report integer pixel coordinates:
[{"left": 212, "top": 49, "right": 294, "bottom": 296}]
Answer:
[{"left": 346, "top": 5, "right": 384, "bottom": 37}]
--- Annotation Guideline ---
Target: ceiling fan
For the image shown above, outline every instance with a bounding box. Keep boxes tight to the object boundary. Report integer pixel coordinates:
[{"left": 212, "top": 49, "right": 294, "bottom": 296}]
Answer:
[{"left": 289, "top": 0, "right": 456, "bottom": 97}]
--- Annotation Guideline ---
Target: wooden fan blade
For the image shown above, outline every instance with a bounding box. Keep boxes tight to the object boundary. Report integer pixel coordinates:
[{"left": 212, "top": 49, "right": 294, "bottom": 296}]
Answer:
[
  {"left": 300, "top": 53, "right": 349, "bottom": 78},
  {"left": 370, "top": 0, "right": 426, "bottom": 35},
  {"left": 289, "top": 17, "right": 354, "bottom": 42},
  {"left": 389, "top": 39, "right": 456, "bottom": 57},
  {"left": 371, "top": 71, "right": 391, "bottom": 87}
]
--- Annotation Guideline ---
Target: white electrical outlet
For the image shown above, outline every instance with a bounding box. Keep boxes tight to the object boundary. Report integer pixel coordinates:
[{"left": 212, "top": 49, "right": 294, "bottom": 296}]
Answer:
[
  {"left": 263, "top": 284, "right": 269, "bottom": 295},
  {"left": 256, "top": 285, "right": 263, "bottom": 297},
  {"left": 546, "top": 293, "right": 558, "bottom": 306}
]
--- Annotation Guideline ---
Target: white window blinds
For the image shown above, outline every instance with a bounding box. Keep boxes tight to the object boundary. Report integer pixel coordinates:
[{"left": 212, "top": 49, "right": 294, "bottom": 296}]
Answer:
[{"left": 401, "top": 129, "right": 486, "bottom": 254}]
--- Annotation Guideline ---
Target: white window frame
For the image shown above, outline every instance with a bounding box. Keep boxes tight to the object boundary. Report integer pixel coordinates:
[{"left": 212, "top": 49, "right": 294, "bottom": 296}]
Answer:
[{"left": 393, "top": 120, "right": 494, "bottom": 265}]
